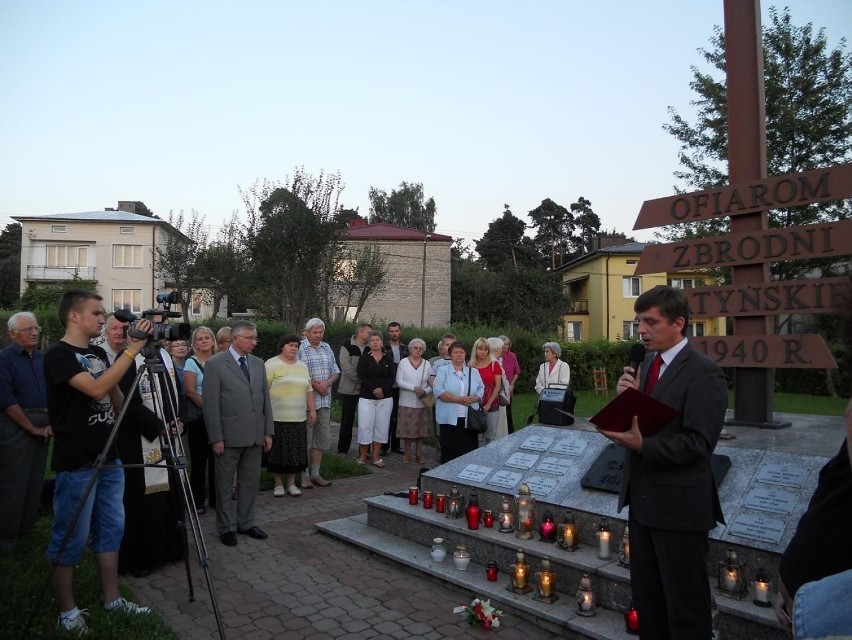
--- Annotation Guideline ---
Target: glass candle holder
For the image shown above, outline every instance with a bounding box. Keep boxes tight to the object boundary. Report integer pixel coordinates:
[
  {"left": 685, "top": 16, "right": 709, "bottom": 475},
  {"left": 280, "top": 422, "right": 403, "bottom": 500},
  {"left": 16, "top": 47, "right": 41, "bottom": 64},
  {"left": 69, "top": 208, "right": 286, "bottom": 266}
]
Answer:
[
  {"left": 408, "top": 486, "right": 419, "bottom": 505},
  {"left": 422, "top": 490, "right": 433, "bottom": 509}
]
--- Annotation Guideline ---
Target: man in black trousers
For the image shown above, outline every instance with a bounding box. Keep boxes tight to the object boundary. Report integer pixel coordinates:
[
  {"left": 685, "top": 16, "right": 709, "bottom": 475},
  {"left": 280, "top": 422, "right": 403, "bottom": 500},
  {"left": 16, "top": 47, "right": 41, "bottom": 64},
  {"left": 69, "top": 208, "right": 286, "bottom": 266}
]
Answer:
[{"left": 600, "top": 286, "right": 727, "bottom": 639}]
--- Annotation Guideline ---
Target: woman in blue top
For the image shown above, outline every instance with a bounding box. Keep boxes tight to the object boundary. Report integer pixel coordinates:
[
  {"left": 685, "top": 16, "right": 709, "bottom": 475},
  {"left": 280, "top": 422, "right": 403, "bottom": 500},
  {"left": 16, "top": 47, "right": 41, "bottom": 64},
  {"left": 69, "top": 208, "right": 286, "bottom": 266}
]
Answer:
[
  {"left": 183, "top": 326, "right": 218, "bottom": 513},
  {"left": 433, "top": 342, "right": 485, "bottom": 464}
]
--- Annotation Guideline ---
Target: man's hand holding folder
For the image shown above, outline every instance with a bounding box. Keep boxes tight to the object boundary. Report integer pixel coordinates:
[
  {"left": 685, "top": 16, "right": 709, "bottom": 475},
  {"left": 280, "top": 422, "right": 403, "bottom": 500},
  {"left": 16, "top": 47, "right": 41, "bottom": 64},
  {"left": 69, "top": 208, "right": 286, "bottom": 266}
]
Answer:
[{"left": 593, "top": 387, "right": 680, "bottom": 452}]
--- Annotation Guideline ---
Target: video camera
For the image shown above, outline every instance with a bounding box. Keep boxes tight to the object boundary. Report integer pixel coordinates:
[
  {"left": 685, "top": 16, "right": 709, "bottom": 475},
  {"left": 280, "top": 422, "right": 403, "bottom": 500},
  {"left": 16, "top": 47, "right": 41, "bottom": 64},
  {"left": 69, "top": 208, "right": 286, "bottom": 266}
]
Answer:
[{"left": 114, "top": 291, "right": 192, "bottom": 343}]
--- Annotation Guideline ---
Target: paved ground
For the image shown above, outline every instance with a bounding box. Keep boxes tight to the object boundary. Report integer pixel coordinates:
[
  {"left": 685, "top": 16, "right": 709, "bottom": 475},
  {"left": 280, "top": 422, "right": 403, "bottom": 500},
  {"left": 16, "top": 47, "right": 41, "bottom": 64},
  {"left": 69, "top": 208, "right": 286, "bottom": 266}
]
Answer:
[
  {"left": 127, "top": 412, "right": 847, "bottom": 640},
  {"left": 126, "top": 435, "right": 554, "bottom": 640}
]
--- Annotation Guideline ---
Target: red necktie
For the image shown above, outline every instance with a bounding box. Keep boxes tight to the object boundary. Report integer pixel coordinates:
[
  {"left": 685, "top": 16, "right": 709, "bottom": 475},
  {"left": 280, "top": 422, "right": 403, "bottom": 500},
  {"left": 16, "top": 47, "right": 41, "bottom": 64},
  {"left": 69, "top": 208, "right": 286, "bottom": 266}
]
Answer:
[{"left": 644, "top": 354, "right": 664, "bottom": 395}]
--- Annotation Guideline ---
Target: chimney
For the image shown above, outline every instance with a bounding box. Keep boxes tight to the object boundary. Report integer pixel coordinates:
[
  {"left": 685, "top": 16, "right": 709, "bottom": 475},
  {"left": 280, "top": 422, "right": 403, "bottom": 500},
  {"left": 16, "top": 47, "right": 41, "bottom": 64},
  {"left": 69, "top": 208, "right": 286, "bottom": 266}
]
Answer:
[
  {"left": 348, "top": 217, "right": 368, "bottom": 228},
  {"left": 116, "top": 201, "right": 137, "bottom": 214}
]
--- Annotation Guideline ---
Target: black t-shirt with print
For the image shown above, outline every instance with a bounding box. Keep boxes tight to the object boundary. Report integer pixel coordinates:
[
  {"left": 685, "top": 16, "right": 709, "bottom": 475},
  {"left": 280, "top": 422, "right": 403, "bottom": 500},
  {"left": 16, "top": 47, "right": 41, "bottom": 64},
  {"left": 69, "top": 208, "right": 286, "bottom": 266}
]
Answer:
[{"left": 45, "top": 341, "right": 119, "bottom": 471}]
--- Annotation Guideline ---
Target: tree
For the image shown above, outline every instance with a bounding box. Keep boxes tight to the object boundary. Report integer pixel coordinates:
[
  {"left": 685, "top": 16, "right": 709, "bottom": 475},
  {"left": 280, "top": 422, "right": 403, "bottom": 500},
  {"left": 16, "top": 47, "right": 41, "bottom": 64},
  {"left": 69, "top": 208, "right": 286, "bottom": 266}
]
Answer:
[
  {"left": 663, "top": 7, "right": 852, "bottom": 280},
  {"left": 242, "top": 168, "right": 345, "bottom": 329},
  {"left": 368, "top": 181, "right": 437, "bottom": 232},
  {"left": 154, "top": 210, "right": 208, "bottom": 322},
  {"left": 475, "top": 205, "right": 540, "bottom": 272},
  {"left": 334, "top": 242, "right": 388, "bottom": 321},
  {"left": 0, "top": 223, "right": 22, "bottom": 308},
  {"left": 569, "top": 197, "right": 601, "bottom": 256},
  {"left": 193, "top": 214, "right": 250, "bottom": 317},
  {"left": 527, "top": 198, "right": 574, "bottom": 271},
  {"left": 132, "top": 201, "right": 156, "bottom": 218}
]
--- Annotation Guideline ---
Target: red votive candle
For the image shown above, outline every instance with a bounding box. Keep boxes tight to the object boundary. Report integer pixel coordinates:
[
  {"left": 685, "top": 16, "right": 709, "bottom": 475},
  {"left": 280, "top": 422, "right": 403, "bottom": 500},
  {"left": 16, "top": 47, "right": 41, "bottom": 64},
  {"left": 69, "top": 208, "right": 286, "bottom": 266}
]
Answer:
[
  {"left": 436, "top": 494, "right": 446, "bottom": 513},
  {"left": 408, "top": 486, "right": 419, "bottom": 505},
  {"left": 483, "top": 509, "right": 494, "bottom": 528},
  {"left": 423, "top": 490, "right": 433, "bottom": 509}
]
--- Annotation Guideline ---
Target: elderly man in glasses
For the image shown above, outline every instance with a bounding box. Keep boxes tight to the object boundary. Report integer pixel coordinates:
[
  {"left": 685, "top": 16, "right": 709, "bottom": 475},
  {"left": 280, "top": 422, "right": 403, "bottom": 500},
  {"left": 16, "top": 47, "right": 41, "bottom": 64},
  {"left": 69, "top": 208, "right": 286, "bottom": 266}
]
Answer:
[{"left": 0, "top": 312, "right": 52, "bottom": 550}]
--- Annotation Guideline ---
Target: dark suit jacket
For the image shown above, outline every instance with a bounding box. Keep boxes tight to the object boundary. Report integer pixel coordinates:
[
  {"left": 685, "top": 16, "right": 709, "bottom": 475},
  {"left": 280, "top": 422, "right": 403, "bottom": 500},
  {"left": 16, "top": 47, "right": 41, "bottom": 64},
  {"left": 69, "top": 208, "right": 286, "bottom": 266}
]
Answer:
[
  {"left": 202, "top": 350, "right": 273, "bottom": 448},
  {"left": 617, "top": 342, "right": 727, "bottom": 532}
]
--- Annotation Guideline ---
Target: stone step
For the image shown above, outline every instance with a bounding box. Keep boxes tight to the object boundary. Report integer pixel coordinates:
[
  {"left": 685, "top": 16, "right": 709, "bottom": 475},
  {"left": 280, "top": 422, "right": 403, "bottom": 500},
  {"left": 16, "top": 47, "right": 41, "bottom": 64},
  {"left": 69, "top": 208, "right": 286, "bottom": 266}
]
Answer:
[
  {"left": 329, "top": 494, "right": 787, "bottom": 640},
  {"left": 317, "top": 511, "right": 628, "bottom": 640}
]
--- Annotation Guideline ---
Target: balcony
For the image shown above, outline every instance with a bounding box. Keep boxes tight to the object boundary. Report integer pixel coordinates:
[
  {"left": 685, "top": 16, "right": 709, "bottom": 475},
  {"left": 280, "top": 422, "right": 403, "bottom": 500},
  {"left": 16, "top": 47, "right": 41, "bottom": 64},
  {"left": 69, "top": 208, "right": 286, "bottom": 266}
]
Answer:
[
  {"left": 26, "top": 265, "right": 97, "bottom": 282},
  {"left": 565, "top": 298, "right": 588, "bottom": 314}
]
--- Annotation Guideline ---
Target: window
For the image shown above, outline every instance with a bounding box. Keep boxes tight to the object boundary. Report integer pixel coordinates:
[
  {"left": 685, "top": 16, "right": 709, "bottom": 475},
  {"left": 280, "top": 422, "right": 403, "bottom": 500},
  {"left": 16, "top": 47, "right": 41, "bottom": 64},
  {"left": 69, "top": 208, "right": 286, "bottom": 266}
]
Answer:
[
  {"left": 623, "top": 321, "right": 640, "bottom": 339},
  {"left": 119, "top": 226, "right": 135, "bottom": 235},
  {"left": 689, "top": 322, "right": 705, "bottom": 337},
  {"left": 622, "top": 276, "right": 641, "bottom": 297},
  {"left": 333, "top": 306, "right": 357, "bottom": 322},
  {"left": 668, "top": 277, "right": 698, "bottom": 289},
  {"left": 46, "top": 245, "right": 88, "bottom": 267},
  {"left": 113, "top": 244, "right": 143, "bottom": 268},
  {"left": 191, "top": 292, "right": 202, "bottom": 316},
  {"left": 625, "top": 259, "right": 638, "bottom": 265},
  {"left": 112, "top": 289, "right": 142, "bottom": 313},
  {"left": 50, "top": 225, "right": 67, "bottom": 233},
  {"left": 566, "top": 322, "right": 582, "bottom": 342}
]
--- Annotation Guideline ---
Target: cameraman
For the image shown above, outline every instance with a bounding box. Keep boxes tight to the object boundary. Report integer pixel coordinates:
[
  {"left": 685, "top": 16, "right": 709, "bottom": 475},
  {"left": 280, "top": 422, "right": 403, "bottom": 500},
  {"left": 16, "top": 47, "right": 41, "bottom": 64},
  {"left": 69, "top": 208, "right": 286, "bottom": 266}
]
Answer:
[{"left": 44, "top": 289, "right": 152, "bottom": 634}]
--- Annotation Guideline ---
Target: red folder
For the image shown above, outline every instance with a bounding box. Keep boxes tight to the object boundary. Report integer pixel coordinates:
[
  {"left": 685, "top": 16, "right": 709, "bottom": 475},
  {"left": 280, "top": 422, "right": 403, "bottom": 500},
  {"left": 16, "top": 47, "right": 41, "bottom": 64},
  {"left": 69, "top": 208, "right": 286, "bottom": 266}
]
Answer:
[{"left": 590, "top": 387, "right": 680, "bottom": 436}]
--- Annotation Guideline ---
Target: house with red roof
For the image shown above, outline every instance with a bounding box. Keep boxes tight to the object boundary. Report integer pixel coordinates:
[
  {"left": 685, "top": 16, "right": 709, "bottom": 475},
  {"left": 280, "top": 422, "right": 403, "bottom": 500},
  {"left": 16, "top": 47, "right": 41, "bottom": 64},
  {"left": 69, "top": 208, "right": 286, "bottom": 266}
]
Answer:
[{"left": 339, "top": 218, "right": 452, "bottom": 327}]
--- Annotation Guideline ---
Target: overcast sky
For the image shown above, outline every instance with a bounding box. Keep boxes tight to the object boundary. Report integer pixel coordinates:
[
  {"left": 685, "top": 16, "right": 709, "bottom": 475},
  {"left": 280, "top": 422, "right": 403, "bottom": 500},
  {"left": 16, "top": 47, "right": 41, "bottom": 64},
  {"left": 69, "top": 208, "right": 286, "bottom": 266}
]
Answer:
[{"left": 1, "top": 1, "right": 850, "bottom": 247}]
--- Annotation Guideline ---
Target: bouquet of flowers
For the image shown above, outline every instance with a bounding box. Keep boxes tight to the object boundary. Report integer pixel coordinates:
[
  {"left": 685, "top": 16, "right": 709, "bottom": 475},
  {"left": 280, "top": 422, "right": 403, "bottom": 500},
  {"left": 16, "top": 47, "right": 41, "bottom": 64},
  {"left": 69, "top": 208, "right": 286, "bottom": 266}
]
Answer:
[{"left": 453, "top": 597, "right": 503, "bottom": 630}]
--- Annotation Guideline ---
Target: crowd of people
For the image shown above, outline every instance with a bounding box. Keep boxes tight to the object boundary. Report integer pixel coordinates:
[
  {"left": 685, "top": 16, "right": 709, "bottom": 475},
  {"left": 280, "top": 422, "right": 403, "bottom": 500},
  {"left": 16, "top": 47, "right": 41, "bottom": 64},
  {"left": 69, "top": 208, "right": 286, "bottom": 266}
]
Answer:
[{"left": 3, "top": 283, "right": 851, "bottom": 637}]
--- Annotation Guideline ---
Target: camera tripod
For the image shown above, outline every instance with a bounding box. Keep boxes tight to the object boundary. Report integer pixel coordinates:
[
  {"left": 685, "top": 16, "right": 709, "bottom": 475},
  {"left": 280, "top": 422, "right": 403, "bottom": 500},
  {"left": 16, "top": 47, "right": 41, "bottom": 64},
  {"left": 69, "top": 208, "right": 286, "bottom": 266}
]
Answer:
[{"left": 32, "top": 341, "right": 227, "bottom": 639}]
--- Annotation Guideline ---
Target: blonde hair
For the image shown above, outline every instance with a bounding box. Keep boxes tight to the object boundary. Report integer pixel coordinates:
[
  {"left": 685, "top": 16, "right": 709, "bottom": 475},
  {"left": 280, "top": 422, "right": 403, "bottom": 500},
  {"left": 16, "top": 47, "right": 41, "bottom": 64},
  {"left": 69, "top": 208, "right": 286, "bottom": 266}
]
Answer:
[
  {"left": 192, "top": 326, "right": 219, "bottom": 354},
  {"left": 469, "top": 337, "right": 494, "bottom": 367}
]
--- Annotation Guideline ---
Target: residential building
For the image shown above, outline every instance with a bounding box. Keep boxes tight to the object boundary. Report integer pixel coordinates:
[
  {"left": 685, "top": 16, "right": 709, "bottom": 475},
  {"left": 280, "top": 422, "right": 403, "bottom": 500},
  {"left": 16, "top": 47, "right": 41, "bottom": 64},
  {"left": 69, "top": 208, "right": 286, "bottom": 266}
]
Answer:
[
  {"left": 339, "top": 219, "right": 452, "bottom": 327},
  {"left": 557, "top": 241, "right": 726, "bottom": 342},
  {"left": 11, "top": 201, "right": 212, "bottom": 316}
]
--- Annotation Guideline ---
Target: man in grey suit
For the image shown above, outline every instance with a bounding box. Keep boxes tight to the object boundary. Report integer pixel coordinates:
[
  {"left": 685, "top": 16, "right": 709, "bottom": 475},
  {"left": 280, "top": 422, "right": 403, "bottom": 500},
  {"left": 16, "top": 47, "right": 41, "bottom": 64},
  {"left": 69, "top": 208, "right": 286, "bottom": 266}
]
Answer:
[
  {"left": 203, "top": 321, "right": 274, "bottom": 546},
  {"left": 601, "top": 286, "right": 727, "bottom": 639}
]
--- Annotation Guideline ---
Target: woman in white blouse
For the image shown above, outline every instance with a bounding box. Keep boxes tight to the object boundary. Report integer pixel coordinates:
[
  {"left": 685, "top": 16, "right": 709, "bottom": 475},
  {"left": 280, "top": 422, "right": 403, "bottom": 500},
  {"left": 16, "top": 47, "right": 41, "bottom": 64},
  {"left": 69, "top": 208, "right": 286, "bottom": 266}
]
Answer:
[
  {"left": 395, "top": 338, "right": 433, "bottom": 464},
  {"left": 534, "top": 341, "right": 571, "bottom": 393}
]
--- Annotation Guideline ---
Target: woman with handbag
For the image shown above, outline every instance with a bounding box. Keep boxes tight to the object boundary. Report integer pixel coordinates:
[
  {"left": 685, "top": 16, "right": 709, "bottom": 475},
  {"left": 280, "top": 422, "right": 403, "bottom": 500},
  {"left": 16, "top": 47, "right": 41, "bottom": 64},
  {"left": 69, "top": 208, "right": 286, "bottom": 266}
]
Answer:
[
  {"left": 433, "top": 342, "right": 485, "bottom": 464},
  {"left": 183, "top": 326, "right": 218, "bottom": 513},
  {"left": 395, "top": 338, "right": 434, "bottom": 464},
  {"left": 534, "top": 341, "right": 571, "bottom": 393},
  {"left": 469, "top": 337, "right": 503, "bottom": 445}
]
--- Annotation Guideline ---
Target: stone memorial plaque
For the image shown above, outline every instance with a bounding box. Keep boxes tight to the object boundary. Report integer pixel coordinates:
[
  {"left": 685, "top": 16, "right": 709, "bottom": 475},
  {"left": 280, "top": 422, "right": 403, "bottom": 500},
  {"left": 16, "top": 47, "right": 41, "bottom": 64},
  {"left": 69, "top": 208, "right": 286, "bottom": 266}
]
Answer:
[
  {"left": 743, "top": 486, "right": 798, "bottom": 516},
  {"left": 551, "top": 436, "right": 588, "bottom": 457},
  {"left": 488, "top": 470, "right": 523, "bottom": 491},
  {"left": 506, "top": 452, "right": 540, "bottom": 470},
  {"left": 458, "top": 464, "right": 492, "bottom": 484},
  {"left": 526, "top": 476, "right": 558, "bottom": 497},
  {"left": 537, "top": 457, "right": 572, "bottom": 476},
  {"left": 520, "top": 435, "right": 554, "bottom": 452},
  {"left": 728, "top": 513, "right": 787, "bottom": 545},
  {"left": 755, "top": 463, "right": 809, "bottom": 488}
]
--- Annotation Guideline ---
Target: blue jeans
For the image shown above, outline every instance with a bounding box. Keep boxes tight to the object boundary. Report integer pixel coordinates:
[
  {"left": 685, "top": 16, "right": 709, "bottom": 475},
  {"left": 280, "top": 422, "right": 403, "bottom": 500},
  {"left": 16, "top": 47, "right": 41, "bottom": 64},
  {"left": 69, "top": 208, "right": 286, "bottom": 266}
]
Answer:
[
  {"left": 47, "top": 462, "right": 125, "bottom": 565},
  {"left": 794, "top": 568, "right": 852, "bottom": 638}
]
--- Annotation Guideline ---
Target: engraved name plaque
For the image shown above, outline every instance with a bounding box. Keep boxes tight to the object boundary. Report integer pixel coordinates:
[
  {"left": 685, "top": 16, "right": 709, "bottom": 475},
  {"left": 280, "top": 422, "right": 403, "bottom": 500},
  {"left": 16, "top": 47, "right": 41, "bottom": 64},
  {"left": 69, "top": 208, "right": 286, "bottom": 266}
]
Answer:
[
  {"left": 525, "top": 476, "right": 558, "bottom": 497},
  {"left": 520, "top": 436, "right": 554, "bottom": 452},
  {"left": 488, "top": 470, "right": 524, "bottom": 490},
  {"left": 551, "top": 436, "right": 588, "bottom": 457},
  {"left": 537, "top": 457, "right": 572, "bottom": 476},
  {"left": 755, "top": 463, "right": 809, "bottom": 488},
  {"left": 457, "top": 464, "right": 492, "bottom": 484},
  {"left": 728, "top": 513, "right": 787, "bottom": 545},
  {"left": 743, "top": 486, "right": 798, "bottom": 516},
  {"left": 506, "top": 452, "right": 540, "bottom": 470}
]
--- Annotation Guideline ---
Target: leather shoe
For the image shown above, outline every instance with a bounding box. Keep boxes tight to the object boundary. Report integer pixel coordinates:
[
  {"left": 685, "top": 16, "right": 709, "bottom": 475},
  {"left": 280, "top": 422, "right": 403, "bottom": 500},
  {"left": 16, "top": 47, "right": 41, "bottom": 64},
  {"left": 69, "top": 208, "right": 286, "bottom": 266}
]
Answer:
[
  {"left": 220, "top": 532, "right": 237, "bottom": 546},
  {"left": 311, "top": 476, "right": 332, "bottom": 487},
  {"left": 391, "top": 448, "right": 405, "bottom": 455},
  {"left": 237, "top": 526, "right": 268, "bottom": 540}
]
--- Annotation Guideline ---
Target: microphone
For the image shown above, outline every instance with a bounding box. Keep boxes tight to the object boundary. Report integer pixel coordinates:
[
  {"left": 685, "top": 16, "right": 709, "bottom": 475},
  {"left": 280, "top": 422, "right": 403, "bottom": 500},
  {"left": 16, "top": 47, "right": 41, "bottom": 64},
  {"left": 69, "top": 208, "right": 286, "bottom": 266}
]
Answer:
[{"left": 629, "top": 343, "right": 646, "bottom": 375}]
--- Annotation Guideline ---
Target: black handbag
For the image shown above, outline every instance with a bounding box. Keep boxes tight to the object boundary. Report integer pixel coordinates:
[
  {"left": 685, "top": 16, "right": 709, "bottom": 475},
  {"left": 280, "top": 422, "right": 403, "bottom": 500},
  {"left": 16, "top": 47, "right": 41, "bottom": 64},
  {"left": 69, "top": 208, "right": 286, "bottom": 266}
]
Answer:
[{"left": 464, "top": 367, "right": 488, "bottom": 434}]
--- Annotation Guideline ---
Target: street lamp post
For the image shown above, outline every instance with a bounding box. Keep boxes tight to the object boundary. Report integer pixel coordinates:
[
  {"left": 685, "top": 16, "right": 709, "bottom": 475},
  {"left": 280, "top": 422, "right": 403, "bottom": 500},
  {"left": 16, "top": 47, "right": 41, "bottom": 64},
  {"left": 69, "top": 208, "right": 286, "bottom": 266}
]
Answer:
[{"left": 420, "top": 233, "right": 431, "bottom": 328}]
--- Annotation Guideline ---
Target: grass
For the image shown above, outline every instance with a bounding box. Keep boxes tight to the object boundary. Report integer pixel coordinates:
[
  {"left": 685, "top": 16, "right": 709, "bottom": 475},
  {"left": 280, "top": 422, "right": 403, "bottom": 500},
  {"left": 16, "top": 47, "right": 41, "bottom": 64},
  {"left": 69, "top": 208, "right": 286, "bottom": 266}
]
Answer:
[
  {"left": 0, "top": 513, "right": 178, "bottom": 640},
  {"left": 259, "top": 450, "right": 371, "bottom": 490}
]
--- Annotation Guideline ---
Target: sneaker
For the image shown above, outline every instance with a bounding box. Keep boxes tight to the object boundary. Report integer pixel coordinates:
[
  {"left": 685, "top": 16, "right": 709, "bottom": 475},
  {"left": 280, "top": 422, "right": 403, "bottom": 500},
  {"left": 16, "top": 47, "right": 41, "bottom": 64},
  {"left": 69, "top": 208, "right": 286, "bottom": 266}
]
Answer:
[
  {"left": 104, "top": 597, "right": 151, "bottom": 615},
  {"left": 58, "top": 609, "right": 89, "bottom": 636},
  {"left": 273, "top": 485, "right": 286, "bottom": 498},
  {"left": 286, "top": 485, "right": 302, "bottom": 496}
]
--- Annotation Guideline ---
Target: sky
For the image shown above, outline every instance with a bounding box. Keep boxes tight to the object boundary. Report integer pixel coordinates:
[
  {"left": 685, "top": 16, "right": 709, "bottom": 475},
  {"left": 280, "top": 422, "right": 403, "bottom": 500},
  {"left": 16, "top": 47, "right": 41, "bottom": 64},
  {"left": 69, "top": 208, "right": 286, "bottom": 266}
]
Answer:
[{"left": 1, "top": 1, "right": 850, "bottom": 249}]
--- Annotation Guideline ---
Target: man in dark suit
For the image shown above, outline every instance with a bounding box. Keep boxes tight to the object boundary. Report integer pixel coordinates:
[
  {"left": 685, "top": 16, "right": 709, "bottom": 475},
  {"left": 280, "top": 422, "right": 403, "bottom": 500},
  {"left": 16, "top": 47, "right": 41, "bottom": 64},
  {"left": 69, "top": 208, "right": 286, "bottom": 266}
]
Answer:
[
  {"left": 203, "top": 321, "right": 274, "bottom": 547},
  {"left": 601, "top": 285, "right": 727, "bottom": 639}
]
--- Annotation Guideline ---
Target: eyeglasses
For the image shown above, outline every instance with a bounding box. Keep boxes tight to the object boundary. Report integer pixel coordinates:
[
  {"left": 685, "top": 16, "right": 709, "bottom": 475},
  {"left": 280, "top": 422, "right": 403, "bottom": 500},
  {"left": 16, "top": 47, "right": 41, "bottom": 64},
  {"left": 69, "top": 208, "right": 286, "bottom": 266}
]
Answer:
[
  {"left": 234, "top": 334, "right": 258, "bottom": 342},
  {"left": 15, "top": 326, "right": 41, "bottom": 333}
]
